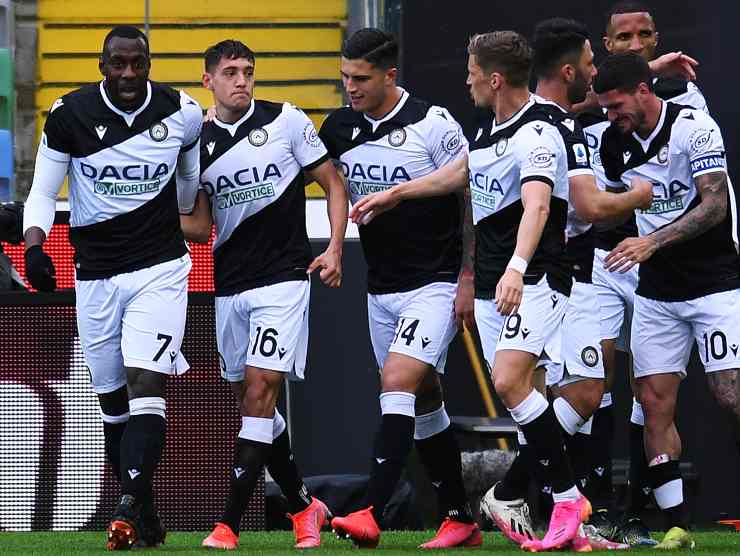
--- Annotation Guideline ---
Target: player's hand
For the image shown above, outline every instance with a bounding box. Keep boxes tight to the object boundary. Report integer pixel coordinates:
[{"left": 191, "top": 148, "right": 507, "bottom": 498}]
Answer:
[
  {"left": 649, "top": 51, "right": 698, "bottom": 81},
  {"left": 570, "top": 88, "right": 600, "bottom": 114},
  {"left": 24, "top": 245, "right": 56, "bottom": 292},
  {"left": 204, "top": 105, "right": 217, "bottom": 122},
  {"left": 604, "top": 236, "right": 657, "bottom": 273},
  {"left": 307, "top": 247, "right": 342, "bottom": 288},
  {"left": 495, "top": 268, "right": 523, "bottom": 316},
  {"left": 349, "top": 189, "right": 400, "bottom": 225},
  {"left": 631, "top": 176, "right": 654, "bottom": 210},
  {"left": 454, "top": 271, "right": 476, "bottom": 331}
]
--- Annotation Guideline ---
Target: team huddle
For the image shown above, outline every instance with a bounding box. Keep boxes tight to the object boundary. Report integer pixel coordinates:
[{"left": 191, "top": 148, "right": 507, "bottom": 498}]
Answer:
[{"left": 18, "top": 0, "right": 739, "bottom": 552}]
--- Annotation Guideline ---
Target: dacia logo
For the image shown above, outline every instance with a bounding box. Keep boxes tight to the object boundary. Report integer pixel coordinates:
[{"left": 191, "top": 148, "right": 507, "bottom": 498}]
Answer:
[
  {"left": 339, "top": 163, "right": 411, "bottom": 182},
  {"left": 80, "top": 162, "right": 169, "bottom": 181},
  {"left": 202, "top": 163, "right": 282, "bottom": 195}
]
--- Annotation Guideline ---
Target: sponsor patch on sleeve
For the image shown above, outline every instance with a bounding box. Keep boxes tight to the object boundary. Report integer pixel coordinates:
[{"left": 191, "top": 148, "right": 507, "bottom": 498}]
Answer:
[
  {"left": 303, "top": 122, "right": 322, "bottom": 148},
  {"left": 690, "top": 153, "right": 726, "bottom": 176},
  {"left": 688, "top": 128, "right": 713, "bottom": 155},
  {"left": 572, "top": 143, "right": 588, "bottom": 167},
  {"left": 528, "top": 146, "right": 555, "bottom": 168},
  {"left": 441, "top": 128, "right": 463, "bottom": 155}
]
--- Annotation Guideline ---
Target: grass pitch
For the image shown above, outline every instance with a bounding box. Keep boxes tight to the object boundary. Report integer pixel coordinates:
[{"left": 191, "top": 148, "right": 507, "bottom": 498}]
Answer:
[{"left": 1, "top": 530, "right": 739, "bottom": 555}]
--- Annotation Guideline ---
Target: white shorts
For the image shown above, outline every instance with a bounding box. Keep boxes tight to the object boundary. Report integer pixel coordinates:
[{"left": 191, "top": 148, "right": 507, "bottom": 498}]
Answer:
[
  {"left": 368, "top": 282, "right": 458, "bottom": 373},
  {"left": 216, "top": 280, "right": 310, "bottom": 382},
  {"left": 545, "top": 281, "right": 605, "bottom": 387},
  {"left": 592, "top": 248, "right": 638, "bottom": 349},
  {"left": 475, "top": 275, "right": 567, "bottom": 368},
  {"left": 75, "top": 255, "right": 191, "bottom": 394},
  {"left": 632, "top": 289, "right": 740, "bottom": 378}
]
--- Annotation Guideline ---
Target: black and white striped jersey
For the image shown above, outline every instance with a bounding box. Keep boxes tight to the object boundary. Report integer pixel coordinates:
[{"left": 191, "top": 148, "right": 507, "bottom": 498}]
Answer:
[
  {"left": 533, "top": 95, "right": 596, "bottom": 283},
  {"left": 319, "top": 89, "right": 466, "bottom": 294},
  {"left": 600, "top": 101, "right": 739, "bottom": 301},
  {"left": 581, "top": 77, "right": 709, "bottom": 252},
  {"left": 40, "top": 81, "right": 202, "bottom": 279},
  {"left": 200, "top": 100, "right": 328, "bottom": 296},
  {"left": 468, "top": 97, "right": 570, "bottom": 298}
]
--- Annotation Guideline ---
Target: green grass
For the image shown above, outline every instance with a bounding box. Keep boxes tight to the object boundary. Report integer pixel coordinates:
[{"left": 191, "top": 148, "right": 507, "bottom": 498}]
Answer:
[{"left": 1, "top": 531, "right": 739, "bottom": 555}]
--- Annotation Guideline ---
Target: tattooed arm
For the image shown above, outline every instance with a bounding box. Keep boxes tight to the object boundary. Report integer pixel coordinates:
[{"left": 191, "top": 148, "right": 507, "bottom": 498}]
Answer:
[
  {"left": 455, "top": 186, "right": 476, "bottom": 330},
  {"left": 651, "top": 171, "right": 727, "bottom": 248},
  {"left": 604, "top": 171, "right": 728, "bottom": 272}
]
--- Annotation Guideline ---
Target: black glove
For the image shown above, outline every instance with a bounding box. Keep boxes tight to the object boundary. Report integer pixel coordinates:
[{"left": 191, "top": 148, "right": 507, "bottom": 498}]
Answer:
[
  {"left": 24, "top": 245, "right": 57, "bottom": 292},
  {"left": 0, "top": 202, "right": 24, "bottom": 244}
]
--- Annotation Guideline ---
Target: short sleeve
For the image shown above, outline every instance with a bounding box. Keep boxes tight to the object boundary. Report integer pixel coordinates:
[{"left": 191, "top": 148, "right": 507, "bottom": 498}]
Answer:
[
  {"left": 517, "top": 123, "right": 562, "bottom": 188},
  {"left": 423, "top": 106, "right": 468, "bottom": 169},
  {"left": 285, "top": 103, "right": 329, "bottom": 170},
  {"left": 560, "top": 119, "right": 593, "bottom": 178},
  {"left": 675, "top": 109, "right": 726, "bottom": 179},
  {"left": 179, "top": 90, "right": 203, "bottom": 151},
  {"left": 40, "top": 97, "right": 72, "bottom": 162}
]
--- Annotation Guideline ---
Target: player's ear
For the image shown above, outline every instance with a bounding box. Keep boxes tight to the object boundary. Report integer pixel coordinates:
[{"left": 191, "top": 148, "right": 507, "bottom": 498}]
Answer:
[
  {"left": 562, "top": 63, "right": 575, "bottom": 84},
  {"left": 654, "top": 31, "right": 659, "bottom": 47},
  {"left": 386, "top": 67, "right": 397, "bottom": 85},
  {"left": 202, "top": 72, "right": 213, "bottom": 91},
  {"left": 603, "top": 34, "right": 612, "bottom": 53},
  {"left": 99, "top": 57, "right": 106, "bottom": 78}
]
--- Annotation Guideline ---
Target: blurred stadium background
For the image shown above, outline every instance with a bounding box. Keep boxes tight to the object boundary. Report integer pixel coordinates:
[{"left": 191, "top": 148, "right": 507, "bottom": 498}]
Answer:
[{"left": 0, "top": 0, "right": 738, "bottom": 536}]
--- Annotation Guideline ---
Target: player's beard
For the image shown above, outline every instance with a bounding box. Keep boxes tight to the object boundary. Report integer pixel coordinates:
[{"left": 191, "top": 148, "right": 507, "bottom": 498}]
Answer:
[{"left": 567, "top": 72, "right": 591, "bottom": 105}]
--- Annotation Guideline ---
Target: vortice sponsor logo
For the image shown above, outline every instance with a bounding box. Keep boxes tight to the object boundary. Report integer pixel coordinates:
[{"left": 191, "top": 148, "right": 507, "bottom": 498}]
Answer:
[
  {"left": 216, "top": 183, "right": 276, "bottom": 209},
  {"left": 93, "top": 180, "right": 160, "bottom": 196},
  {"left": 469, "top": 173, "right": 504, "bottom": 208},
  {"left": 347, "top": 180, "right": 393, "bottom": 196}
]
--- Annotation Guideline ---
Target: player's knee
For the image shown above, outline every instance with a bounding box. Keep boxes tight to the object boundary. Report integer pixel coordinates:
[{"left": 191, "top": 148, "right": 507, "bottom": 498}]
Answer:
[
  {"left": 242, "top": 370, "right": 282, "bottom": 416},
  {"left": 98, "top": 385, "right": 129, "bottom": 418},
  {"left": 126, "top": 367, "right": 167, "bottom": 398},
  {"left": 493, "top": 373, "right": 522, "bottom": 407},
  {"left": 639, "top": 385, "right": 674, "bottom": 423}
]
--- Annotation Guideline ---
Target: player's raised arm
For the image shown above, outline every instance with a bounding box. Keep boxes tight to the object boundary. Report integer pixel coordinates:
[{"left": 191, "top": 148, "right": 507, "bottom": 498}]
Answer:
[
  {"left": 349, "top": 154, "right": 468, "bottom": 224},
  {"left": 306, "top": 159, "right": 347, "bottom": 288}
]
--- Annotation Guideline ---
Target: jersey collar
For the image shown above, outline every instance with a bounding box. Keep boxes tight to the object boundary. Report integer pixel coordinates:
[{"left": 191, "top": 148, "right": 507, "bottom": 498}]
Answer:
[
  {"left": 490, "top": 95, "right": 536, "bottom": 134},
  {"left": 632, "top": 99, "right": 667, "bottom": 152},
  {"left": 212, "top": 99, "right": 256, "bottom": 137},
  {"left": 99, "top": 80, "right": 152, "bottom": 128},
  {"left": 363, "top": 87, "right": 409, "bottom": 132}
]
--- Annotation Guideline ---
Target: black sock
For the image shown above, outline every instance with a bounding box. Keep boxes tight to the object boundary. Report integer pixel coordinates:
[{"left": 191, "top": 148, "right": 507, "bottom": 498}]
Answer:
[
  {"left": 521, "top": 406, "right": 575, "bottom": 494},
  {"left": 495, "top": 444, "right": 531, "bottom": 501},
  {"left": 415, "top": 425, "right": 473, "bottom": 523},
  {"left": 103, "top": 421, "right": 127, "bottom": 483},
  {"left": 267, "top": 429, "right": 311, "bottom": 514},
  {"left": 563, "top": 432, "right": 592, "bottom": 491},
  {"left": 119, "top": 414, "right": 166, "bottom": 504},
  {"left": 221, "top": 438, "right": 272, "bottom": 534},
  {"left": 587, "top": 404, "right": 614, "bottom": 510},
  {"left": 366, "top": 414, "right": 415, "bottom": 524},
  {"left": 648, "top": 460, "right": 687, "bottom": 530},
  {"left": 627, "top": 423, "right": 650, "bottom": 517}
]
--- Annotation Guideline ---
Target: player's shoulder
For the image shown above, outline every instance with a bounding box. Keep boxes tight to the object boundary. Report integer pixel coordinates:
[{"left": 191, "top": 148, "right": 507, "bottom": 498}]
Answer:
[
  {"left": 319, "top": 105, "right": 357, "bottom": 133},
  {"left": 149, "top": 81, "right": 184, "bottom": 109},
  {"left": 255, "top": 99, "right": 293, "bottom": 126},
  {"left": 47, "top": 83, "right": 100, "bottom": 118},
  {"left": 576, "top": 108, "right": 608, "bottom": 130},
  {"left": 654, "top": 77, "right": 691, "bottom": 101}
]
